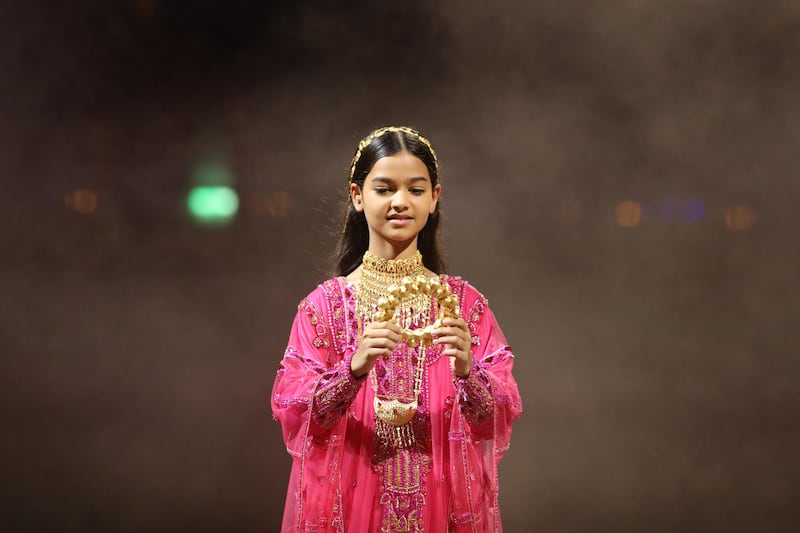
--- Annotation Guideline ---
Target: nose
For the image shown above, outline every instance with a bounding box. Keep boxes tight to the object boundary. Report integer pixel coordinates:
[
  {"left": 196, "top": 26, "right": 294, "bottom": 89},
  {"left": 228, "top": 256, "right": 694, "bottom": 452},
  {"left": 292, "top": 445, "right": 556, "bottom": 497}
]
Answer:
[{"left": 391, "top": 190, "right": 409, "bottom": 211}]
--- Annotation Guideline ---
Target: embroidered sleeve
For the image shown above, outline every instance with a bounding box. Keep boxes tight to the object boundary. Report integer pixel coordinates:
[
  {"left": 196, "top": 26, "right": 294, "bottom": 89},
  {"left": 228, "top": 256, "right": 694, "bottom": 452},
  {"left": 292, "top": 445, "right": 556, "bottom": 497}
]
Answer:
[
  {"left": 448, "top": 279, "right": 523, "bottom": 438},
  {"left": 312, "top": 357, "right": 365, "bottom": 429},
  {"left": 453, "top": 362, "right": 493, "bottom": 425},
  {"left": 273, "top": 289, "right": 366, "bottom": 437},
  {"left": 298, "top": 298, "right": 332, "bottom": 352}
]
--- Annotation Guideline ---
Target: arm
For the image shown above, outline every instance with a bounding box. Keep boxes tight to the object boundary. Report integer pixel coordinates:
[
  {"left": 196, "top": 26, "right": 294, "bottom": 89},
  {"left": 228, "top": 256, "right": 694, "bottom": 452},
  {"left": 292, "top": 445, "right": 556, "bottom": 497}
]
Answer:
[
  {"left": 454, "top": 286, "right": 522, "bottom": 440},
  {"left": 271, "top": 294, "right": 363, "bottom": 450}
]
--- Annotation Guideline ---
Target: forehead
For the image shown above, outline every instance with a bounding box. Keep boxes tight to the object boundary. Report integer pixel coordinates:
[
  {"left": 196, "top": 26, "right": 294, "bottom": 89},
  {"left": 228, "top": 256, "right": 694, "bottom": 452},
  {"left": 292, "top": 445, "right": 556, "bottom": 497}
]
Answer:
[{"left": 367, "top": 152, "right": 430, "bottom": 181}]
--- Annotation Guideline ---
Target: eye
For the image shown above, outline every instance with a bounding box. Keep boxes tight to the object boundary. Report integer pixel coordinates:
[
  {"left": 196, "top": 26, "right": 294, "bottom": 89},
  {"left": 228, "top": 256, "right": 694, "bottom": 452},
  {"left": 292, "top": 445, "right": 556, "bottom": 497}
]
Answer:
[
  {"left": 410, "top": 188, "right": 426, "bottom": 196},
  {"left": 374, "top": 187, "right": 390, "bottom": 195}
]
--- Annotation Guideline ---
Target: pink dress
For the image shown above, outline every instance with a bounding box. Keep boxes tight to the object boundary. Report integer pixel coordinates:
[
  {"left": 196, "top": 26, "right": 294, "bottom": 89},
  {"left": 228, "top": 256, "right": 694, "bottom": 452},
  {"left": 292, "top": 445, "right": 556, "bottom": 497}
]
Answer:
[{"left": 271, "top": 276, "right": 522, "bottom": 533}]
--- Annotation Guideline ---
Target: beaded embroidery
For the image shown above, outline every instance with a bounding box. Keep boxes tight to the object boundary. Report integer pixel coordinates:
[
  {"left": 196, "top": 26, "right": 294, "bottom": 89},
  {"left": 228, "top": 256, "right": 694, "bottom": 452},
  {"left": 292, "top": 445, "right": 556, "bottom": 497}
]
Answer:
[{"left": 300, "top": 298, "right": 331, "bottom": 351}]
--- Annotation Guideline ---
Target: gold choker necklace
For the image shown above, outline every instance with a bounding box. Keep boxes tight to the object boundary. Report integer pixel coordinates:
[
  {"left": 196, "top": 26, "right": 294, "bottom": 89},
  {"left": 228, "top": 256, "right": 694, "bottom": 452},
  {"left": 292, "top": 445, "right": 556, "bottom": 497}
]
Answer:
[{"left": 356, "top": 251, "right": 426, "bottom": 328}]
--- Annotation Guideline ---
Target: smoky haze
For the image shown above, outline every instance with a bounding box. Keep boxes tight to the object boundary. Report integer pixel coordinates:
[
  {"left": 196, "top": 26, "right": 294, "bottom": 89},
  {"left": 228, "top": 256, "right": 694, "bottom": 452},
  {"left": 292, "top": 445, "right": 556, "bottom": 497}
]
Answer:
[{"left": 1, "top": 1, "right": 798, "bottom": 532}]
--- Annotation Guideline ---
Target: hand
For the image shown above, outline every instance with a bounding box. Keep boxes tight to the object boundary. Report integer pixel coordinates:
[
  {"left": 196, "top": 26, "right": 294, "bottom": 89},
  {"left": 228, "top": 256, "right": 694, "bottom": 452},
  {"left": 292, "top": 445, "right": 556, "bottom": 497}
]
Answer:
[
  {"left": 433, "top": 317, "right": 472, "bottom": 378},
  {"left": 350, "top": 321, "right": 403, "bottom": 378}
]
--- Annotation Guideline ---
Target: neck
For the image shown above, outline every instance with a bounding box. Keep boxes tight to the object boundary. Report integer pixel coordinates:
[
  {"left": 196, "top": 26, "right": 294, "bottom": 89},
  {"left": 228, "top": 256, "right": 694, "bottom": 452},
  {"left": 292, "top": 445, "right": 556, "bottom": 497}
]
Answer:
[{"left": 367, "top": 238, "right": 419, "bottom": 261}]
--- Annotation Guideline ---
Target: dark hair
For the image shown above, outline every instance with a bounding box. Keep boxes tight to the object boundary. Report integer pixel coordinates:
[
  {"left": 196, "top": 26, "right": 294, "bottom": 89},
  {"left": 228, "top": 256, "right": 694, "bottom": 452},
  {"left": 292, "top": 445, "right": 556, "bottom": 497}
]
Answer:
[{"left": 333, "top": 127, "right": 446, "bottom": 276}]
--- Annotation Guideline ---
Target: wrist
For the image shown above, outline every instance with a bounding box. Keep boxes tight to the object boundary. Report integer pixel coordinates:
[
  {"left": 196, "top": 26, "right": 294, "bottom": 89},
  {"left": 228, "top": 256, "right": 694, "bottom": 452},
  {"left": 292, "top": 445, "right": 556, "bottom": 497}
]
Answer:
[
  {"left": 452, "top": 354, "right": 472, "bottom": 378},
  {"left": 349, "top": 357, "right": 368, "bottom": 380}
]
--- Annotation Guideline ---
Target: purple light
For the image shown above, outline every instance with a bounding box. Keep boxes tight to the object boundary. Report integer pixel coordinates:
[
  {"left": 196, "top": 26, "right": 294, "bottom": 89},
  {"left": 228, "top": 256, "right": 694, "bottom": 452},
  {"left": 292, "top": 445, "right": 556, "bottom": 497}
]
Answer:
[
  {"left": 682, "top": 198, "right": 705, "bottom": 224},
  {"left": 661, "top": 198, "right": 679, "bottom": 222}
]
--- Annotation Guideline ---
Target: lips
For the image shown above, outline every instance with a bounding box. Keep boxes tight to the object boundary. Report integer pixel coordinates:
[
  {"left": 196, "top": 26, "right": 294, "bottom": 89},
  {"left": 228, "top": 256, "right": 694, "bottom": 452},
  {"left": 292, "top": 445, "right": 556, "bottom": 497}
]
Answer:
[{"left": 387, "top": 214, "right": 413, "bottom": 227}]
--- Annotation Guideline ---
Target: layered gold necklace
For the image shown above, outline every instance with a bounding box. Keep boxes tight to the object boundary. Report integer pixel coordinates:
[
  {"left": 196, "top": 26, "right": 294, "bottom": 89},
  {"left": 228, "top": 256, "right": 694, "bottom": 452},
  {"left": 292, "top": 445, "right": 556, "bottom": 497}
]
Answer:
[{"left": 356, "top": 250, "right": 429, "bottom": 449}]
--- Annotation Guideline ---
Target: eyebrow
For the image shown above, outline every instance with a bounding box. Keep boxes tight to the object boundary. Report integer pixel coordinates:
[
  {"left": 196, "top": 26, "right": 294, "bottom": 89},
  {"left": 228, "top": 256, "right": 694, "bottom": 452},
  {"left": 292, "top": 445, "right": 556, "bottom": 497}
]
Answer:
[{"left": 370, "top": 176, "right": 429, "bottom": 184}]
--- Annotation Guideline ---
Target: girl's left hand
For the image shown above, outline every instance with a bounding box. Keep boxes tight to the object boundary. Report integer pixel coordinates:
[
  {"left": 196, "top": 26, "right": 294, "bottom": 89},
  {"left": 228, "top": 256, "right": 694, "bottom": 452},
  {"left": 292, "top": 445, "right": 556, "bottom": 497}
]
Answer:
[{"left": 432, "top": 317, "right": 472, "bottom": 378}]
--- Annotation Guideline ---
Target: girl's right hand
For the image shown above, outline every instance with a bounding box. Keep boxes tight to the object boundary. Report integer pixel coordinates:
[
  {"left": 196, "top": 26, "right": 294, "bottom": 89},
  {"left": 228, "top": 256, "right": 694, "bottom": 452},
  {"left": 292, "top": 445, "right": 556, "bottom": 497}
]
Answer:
[{"left": 350, "top": 321, "right": 403, "bottom": 378}]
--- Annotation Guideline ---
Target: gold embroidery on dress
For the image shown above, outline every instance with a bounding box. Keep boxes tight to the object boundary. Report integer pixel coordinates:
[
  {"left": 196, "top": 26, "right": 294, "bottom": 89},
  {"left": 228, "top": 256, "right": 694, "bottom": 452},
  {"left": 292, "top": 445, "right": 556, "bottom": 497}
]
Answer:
[{"left": 355, "top": 251, "right": 457, "bottom": 532}]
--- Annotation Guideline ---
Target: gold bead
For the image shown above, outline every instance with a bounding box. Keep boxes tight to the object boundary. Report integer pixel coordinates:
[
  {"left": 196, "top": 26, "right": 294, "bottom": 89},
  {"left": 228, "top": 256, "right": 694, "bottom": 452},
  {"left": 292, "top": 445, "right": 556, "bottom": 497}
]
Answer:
[{"left": 427, "top": 277, "right": 441, "bottom": 293}]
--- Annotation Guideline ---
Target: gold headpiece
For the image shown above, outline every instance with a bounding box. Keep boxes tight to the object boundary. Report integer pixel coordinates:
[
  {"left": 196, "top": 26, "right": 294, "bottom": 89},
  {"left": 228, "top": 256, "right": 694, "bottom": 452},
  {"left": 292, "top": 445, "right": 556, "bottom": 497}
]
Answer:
[{"left": 348, "top": 126, "right": 439, "bottom": 182}]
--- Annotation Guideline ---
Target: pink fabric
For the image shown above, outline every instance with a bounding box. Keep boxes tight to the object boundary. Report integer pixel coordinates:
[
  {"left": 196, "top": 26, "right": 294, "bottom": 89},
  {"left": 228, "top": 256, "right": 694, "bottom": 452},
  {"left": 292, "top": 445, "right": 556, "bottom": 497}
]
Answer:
[{"left": 271, "top": 276, "right": 522, "bottom": 533}]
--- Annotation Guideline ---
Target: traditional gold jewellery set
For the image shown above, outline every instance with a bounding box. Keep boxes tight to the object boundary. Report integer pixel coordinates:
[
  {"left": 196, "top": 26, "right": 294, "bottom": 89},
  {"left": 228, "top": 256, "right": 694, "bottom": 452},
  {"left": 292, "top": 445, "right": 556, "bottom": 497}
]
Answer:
[{"left": 356, "top": 251, "right": 460, "bottom": 448}]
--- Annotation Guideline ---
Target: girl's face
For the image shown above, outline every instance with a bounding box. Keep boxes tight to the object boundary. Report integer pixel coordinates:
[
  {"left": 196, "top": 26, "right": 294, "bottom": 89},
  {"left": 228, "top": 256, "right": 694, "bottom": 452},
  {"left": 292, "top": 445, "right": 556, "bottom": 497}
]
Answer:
[{"left": 350, "top": 151, "right": 441, "bottom": 256}]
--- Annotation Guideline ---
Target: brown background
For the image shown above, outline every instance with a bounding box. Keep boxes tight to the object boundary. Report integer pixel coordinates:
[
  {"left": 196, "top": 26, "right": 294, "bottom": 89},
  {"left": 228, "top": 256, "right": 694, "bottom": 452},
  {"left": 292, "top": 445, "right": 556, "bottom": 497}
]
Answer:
[{"left": 2, "top": 1, "right": 798, "bottom": 532}]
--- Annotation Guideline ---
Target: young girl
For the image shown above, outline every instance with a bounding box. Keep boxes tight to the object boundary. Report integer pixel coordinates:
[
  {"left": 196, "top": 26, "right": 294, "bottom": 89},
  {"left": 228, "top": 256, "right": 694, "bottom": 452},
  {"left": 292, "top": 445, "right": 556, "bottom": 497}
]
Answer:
[{"left": 271, "top": 126, "right": 522, "bottom": 533}]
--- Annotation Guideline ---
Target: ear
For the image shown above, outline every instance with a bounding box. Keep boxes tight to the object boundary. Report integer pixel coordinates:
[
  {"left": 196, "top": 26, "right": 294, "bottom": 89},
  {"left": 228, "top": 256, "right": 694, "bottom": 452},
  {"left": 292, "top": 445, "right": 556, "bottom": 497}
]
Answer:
[
  {"left": 350, "top": 183, "right": 364, "bottom": 212},
  {"left": 429, "top": 183, "right": 442, "bottom": 214}
]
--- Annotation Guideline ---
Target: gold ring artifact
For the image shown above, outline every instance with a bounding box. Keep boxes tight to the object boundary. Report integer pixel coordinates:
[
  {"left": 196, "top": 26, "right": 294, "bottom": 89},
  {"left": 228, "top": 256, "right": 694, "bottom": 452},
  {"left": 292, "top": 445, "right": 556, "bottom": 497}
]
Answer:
[{"left": 372, "top": 275, "right": 461, "bottom": 348}]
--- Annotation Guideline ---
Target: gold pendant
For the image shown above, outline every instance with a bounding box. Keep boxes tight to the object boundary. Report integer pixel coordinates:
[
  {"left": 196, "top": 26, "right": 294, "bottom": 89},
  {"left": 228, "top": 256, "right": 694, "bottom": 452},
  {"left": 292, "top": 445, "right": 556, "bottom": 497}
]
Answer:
[
  {"left": 375, "top": 417, "right": 417, "bottom": 449},
  {"left": 373, "top": 396, "right": 418, "bottom": 426}
]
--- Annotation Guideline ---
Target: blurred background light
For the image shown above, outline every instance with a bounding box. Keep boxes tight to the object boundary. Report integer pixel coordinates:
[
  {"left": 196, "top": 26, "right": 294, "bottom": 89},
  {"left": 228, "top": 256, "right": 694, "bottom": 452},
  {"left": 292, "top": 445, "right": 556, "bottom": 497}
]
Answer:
[
  {"left": 192, "top": 159, "right": 234, "bottom": 187},
  {"left": 136, "top": 0, "right": 158, "bottom": 18},
  {"left": 244, "top": 191, "right": 293, "bottom": 217},
  {"left": 267, "top": 191, "right": 292, "bottom": 217},
  {"left": 616, "top": 200, "right": 641, "bottom": 227},
  {"left": 187, "top": 186, "right": 239, "bottom": 225},
  {"left": 64, "top": 189, "right": 98, "bottom": 215},
  {"left": 682, "top": 197, "right": 705, "bottom": 224},
  {"left": 661, "top": 197, "right": 680, "bottom": 222},
  {"left": 725, "top": 205, "right": 757, "bottom": 230}
]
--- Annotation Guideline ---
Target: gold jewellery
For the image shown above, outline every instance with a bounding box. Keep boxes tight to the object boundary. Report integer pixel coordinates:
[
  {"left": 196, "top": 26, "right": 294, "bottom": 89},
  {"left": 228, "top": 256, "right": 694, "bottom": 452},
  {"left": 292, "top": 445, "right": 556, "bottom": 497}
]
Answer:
[
  {"left": 348, "top": 126, "right": 439, "bottom": 182},
  {"left": 372, "top": 274, "right": 461, "bottom": 347},
  {"left": 356, "top": 251, "right": 460, "bottom": 448}
]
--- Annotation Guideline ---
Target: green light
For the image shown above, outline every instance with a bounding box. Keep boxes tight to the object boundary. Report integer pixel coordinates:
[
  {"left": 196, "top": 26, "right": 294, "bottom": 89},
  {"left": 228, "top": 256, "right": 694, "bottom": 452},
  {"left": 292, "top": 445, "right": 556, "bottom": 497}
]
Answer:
[
  {"left": 187, "top": 186, "right": 239, "bottom": 224},
  {"left": 193, "top": 160, "right": 233, "bottom": 186}
]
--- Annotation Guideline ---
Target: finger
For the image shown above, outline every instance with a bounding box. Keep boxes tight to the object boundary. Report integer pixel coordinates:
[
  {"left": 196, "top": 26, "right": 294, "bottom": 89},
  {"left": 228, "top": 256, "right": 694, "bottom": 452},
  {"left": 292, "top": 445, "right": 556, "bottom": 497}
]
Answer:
[
  {"left": 433, "top": 324, "right": 470, "bottom": 336},
  {"left": 364, "top": 322, "right": 403, "bottom": 339},
  {"left": 363, "top": 325, "right": 402, "bottom": 342},
  {"left": 437, "top": 340, "right": 469, "bottom": 353},
  {"left": 442, "top": 317, "right": 468, "bottom": 329},
  {"left": 432, "top": 333, "right": 460, "bottom": 343},
  {"left": 368, "top": 348, "right": 393, "bottom": 359},
  {"left": 441, "top": 347, "right": 470, "bottom": 359},
  {"left": 378, "top": 321, "right": 406, "bottom": 335},
  {"left": 432, "top": 329, "right": 470, "bottom": 343},
  {"left": 366, "top": 321, "right": 404, "bottom": 333},
  {"left": 363, "top": 337, "right": 397, "bottom": 351},
  {"left": 375, "top": 329, "right": 403, "bottom": 343}
]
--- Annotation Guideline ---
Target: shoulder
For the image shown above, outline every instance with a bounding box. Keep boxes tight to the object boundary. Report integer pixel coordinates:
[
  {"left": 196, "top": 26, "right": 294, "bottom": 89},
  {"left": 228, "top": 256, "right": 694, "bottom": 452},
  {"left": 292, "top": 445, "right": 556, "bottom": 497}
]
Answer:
[
  {"left": 440, "top": 275, "right": 497, "bottom": 342},
  {"left": 297, "top": 277, "right": 350, "bottom": 304},
  {"left": 440, "top": 274, "right": 489, "bottom": 309},
  {"left": 295, "top": 277, "right": 354, "bottom": 322}
]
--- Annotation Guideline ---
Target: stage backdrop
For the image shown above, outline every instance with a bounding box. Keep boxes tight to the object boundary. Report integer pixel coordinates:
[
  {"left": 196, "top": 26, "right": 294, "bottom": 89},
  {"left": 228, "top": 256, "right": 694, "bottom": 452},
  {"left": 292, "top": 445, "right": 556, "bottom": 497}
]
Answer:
[{"left": 2, "top": 2, "right": 798, "bottom": 532}]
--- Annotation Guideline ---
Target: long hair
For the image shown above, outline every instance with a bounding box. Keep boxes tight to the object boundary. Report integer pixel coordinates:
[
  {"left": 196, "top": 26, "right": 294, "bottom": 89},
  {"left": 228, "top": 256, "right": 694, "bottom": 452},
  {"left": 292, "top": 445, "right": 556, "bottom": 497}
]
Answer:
[{"left": 333, "top": 127, "right": 446, "bottom": 276}]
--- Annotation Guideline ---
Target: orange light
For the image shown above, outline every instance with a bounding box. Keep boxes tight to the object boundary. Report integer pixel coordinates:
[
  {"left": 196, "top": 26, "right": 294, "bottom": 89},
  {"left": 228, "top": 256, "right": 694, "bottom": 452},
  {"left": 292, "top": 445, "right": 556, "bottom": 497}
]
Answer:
[
  {"left": 65, "top": 189, "right": 98, "bottom": 214},
  {"left": 136, "top": 0, "right": 158, "bottom": 18},
  {"left": 725, "top": 205, "right": 756, "bottom": 230},
  {"left": 245, "top": 192, "right": 292, "bottom": 217},
  {"left": 245, "top": 192, "right": 272, "bottom": 216},
  {"left": 268, "top": 192, "right": 292, "bottom": 217},
  {"left": 616, "top": 201, "right": 641, "bottom": 228}
]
